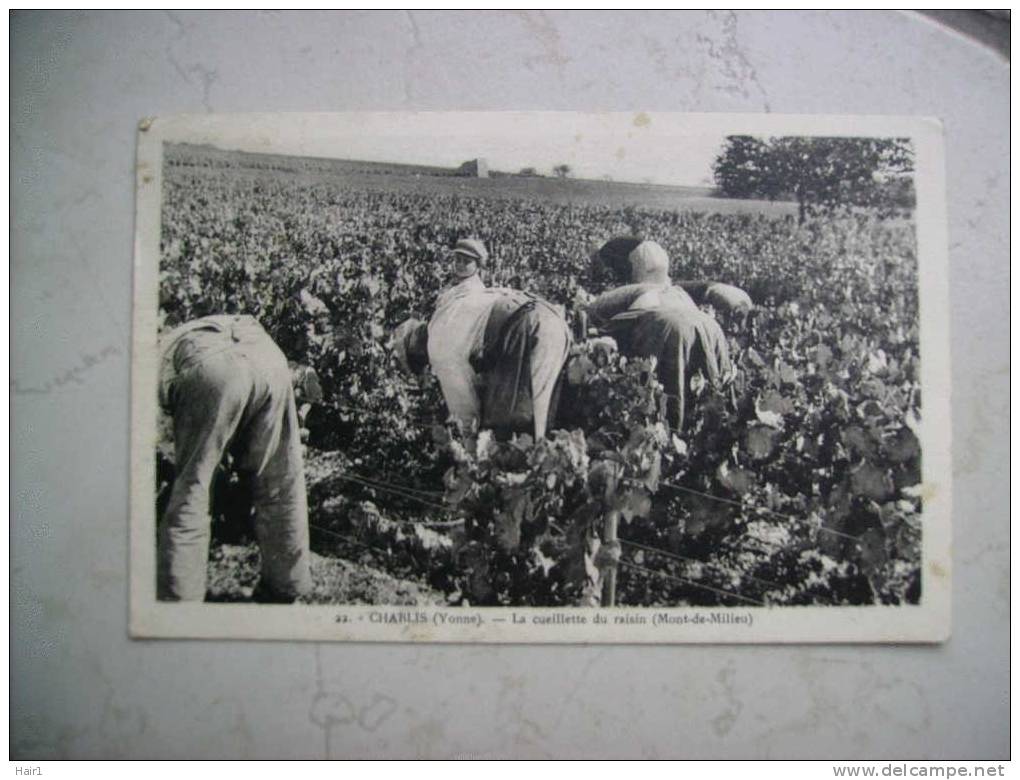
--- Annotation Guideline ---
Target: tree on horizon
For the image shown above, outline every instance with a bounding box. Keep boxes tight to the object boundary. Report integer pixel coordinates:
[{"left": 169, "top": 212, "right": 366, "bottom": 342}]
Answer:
[{"left": 713, "top": 135, "right": 915, "bottom": 222}]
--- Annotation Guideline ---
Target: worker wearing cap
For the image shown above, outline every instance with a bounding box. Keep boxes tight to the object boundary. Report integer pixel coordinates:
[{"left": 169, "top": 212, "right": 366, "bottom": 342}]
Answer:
[
  {"left": 395, "top": 238, "right": 572, "bottom": 439},
  {"left": 588, "top": 236, "right": 753, "bottom": 318},
  {"left": 584, "top": 240, "right": 736, "bottom": 430},
  {"left": 585, "top": 240, "right": 701, "bottom": 326},
  {"left": 157, "top": 314, "right": 313, "bottom": 602}
]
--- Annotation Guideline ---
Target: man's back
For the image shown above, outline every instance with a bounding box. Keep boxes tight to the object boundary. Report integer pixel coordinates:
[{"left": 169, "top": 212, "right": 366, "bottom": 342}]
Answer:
[
  {"left": 586, "top": 282, "right": 698, "bottom": 330},
  {"left": 428, "top": 279, "right": 538, "bottom": 427}
]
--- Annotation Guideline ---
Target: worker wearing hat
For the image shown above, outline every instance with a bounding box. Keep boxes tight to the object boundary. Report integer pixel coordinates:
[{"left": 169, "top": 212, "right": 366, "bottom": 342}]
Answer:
[
  {"left": 588, "top": 237, "right": 753, "bottom": 318},
  {"left": 395, "top": 238, "right": 572, "bottom": 440},
  {"left": 586, "top": 240, "right": 702, "bottom": 323},
  {"left": 451, "top": 237, "right": 488, "bottom": 279},
  {"left": 582, "top": 239, "right": 741, "bottom": 430}
]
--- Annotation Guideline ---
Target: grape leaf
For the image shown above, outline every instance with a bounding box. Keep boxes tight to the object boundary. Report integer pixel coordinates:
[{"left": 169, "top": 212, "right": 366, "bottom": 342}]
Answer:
[
  {"left": 613, "top": 487, "right": 652, "bottom": 522},
  {"left": 717, "top": 461, "right": 754, "bottom": 496},
  {"left": 885, "top": 427, "right": 920, "bottom": 463},
  {"left": 850, "top": 462, "right": 894, "bottom": 502},
  {"left": 758, "top": 389, "right": 793, "bottom": 415},
  {"left": 745, "top": 424, "right": 779, "bottom": 460},
  {"left": 842, "top": 426, "right": 878, "bottom": 460}
]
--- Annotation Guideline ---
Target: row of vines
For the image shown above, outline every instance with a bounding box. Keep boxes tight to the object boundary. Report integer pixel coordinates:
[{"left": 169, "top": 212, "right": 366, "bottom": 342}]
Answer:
[{"left": 159, "top": 156, "right": 923, "bottom": 607}]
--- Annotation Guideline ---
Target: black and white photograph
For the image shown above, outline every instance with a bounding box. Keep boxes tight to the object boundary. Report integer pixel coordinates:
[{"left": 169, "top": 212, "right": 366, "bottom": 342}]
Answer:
[
  {"left": 130, "top": 112, "right": 950, "bottom": 642},
  {"left": 16, "top": 10, "right": 1008, "bottom": 762}
]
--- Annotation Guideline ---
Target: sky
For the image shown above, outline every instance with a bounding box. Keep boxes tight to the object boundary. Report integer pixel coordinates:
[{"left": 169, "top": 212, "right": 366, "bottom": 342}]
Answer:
[
  {"left": 169, "top": 113, "right": 734, "bottom": 187},
  {"left": 296, "top": 123, "right": 731, "bottom": 186}
]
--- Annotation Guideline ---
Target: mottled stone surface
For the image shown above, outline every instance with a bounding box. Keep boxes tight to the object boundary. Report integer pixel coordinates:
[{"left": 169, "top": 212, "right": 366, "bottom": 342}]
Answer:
[{"left": 11, "top": 10, "right": 1008, "bottom": 759}]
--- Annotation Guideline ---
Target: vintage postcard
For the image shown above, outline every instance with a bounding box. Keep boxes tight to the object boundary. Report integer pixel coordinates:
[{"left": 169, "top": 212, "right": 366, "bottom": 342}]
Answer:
[{"left": 130, "top": 112, "right": 950, "bottom": 642}]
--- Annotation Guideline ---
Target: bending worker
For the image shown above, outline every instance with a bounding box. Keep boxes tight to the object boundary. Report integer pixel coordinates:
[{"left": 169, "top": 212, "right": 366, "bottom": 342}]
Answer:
[
  {"left": 394, "top": 238, "right": 572, "bottom": 440},
  {"left": 584, "top": 239, "right": 745, "bottom": 430},
  {"left": 157, "top": 314, "right": 312, "bottom": 602},
  {"left": 590, "top": 235, "right": 754, "bottom": 318}
]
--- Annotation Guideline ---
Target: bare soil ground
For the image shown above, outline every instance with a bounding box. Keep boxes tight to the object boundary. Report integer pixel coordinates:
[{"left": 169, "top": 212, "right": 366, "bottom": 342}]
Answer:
[
  {"left": 206, "top": 543, "right": 445, "bottom": 605},
  {"left": 203, "top": 449, "right": 448, "bottom": 605}
]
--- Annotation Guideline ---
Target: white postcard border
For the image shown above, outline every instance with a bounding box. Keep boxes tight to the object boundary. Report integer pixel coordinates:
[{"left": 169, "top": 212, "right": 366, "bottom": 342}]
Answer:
[{"left": 130, "top": 112, "right": 951, "bottom": 643}]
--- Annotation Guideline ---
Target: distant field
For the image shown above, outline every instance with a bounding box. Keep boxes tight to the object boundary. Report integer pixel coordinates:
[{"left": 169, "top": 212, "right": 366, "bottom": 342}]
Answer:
[
  {"left": 164, "top": 142, "right": 800, "bottom": 217},
  {"left": 159, "top": 143, "right": 922, "bottom": 608}
]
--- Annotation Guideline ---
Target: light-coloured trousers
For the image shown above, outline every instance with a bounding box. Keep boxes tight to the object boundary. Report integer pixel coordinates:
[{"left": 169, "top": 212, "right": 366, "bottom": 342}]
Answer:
[{"left": 158, "top": 317, "right": 312, "bottom": 601}]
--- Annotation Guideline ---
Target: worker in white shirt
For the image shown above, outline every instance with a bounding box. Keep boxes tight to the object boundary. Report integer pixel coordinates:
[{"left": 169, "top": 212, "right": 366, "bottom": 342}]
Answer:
[{"left": 394, "top": 238, "right": 572, "bottom": 440}]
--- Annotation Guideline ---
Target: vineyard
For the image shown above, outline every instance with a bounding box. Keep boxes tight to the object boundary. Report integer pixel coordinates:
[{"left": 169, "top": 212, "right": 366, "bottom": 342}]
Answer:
[{"left": 158, "top": 147, "right": 923, "bottom": 608}]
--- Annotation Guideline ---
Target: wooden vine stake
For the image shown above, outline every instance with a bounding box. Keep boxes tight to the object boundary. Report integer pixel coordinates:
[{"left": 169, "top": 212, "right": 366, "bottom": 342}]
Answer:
[{"left": 601, "top": 509, "right": 620, "bottom": 607}]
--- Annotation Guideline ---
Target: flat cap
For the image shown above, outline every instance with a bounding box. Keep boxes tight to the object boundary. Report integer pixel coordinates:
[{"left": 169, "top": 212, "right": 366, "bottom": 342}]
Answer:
[
  {"left": 451, "top": 238, "right": 489, "bottom": 265},
  {"left": 628, "top": 240, "right": 670, "bottom": 283}
]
